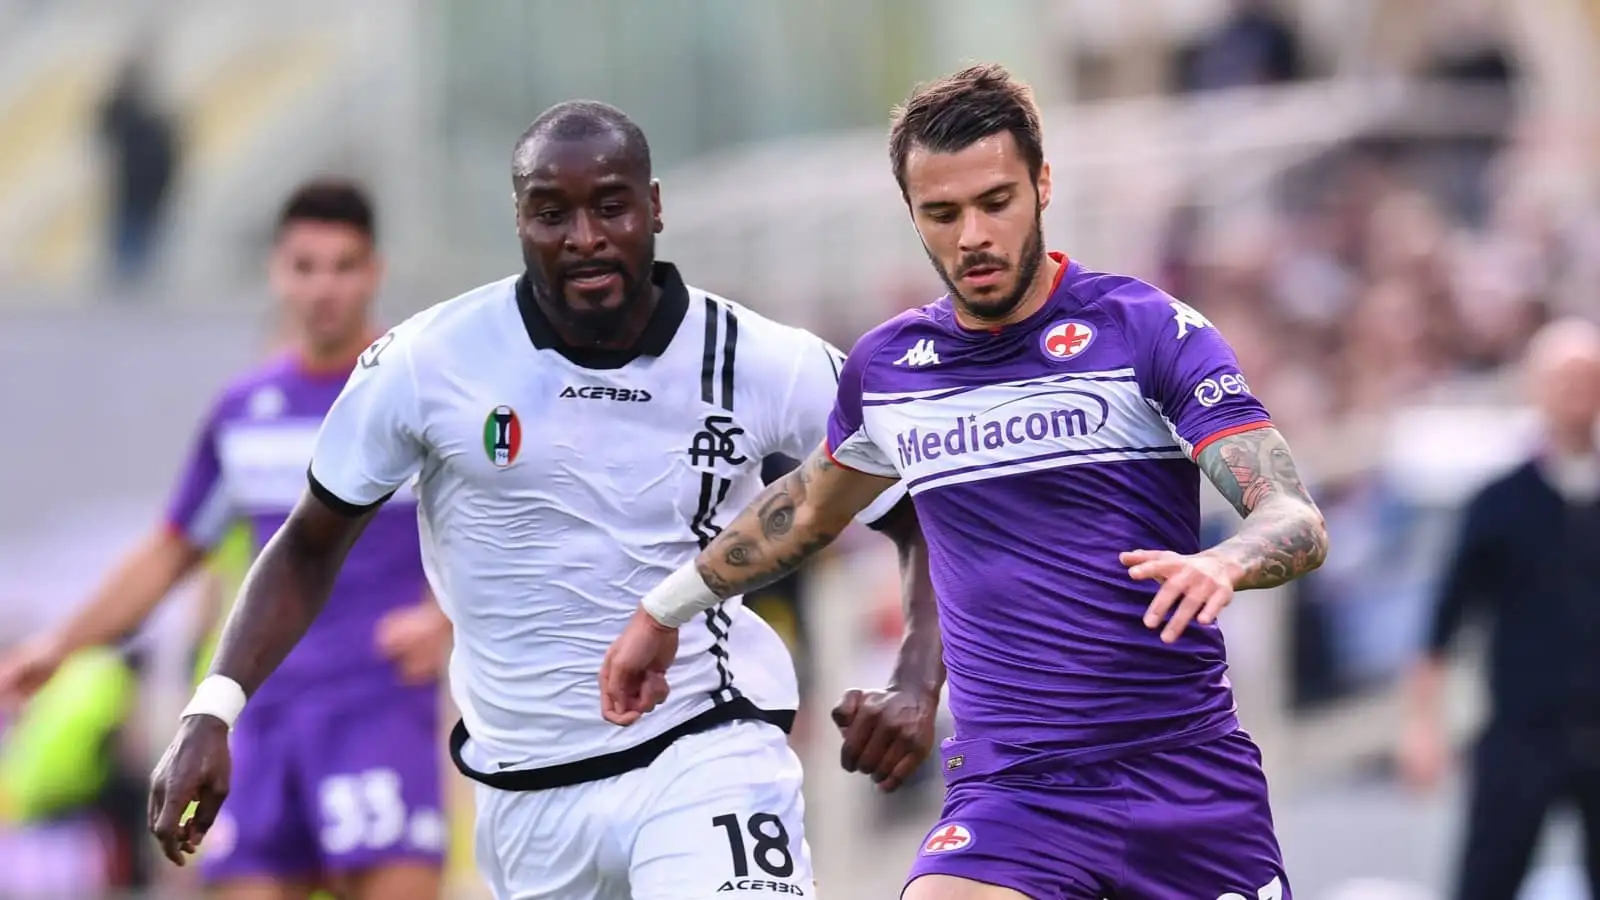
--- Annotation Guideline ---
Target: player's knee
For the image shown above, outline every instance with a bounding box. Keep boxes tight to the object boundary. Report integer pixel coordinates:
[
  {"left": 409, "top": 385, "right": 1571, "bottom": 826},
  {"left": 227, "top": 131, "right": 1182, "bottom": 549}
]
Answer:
[{"left": 904, "top": 874, "right": 1038, "bottom": 900}]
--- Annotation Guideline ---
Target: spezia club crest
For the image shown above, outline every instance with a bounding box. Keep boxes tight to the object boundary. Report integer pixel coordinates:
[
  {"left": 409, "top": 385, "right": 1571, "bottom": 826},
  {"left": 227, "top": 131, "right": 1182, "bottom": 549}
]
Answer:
[{"left": 483, "top": 406, "right": 522, "bottom": 467}]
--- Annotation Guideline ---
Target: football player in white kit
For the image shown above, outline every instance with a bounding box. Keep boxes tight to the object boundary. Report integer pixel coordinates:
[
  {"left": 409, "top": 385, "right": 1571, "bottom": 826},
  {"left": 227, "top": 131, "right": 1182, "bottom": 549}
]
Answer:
[{"left": 147, "top": 101, "right": 944, "bottom": 900}]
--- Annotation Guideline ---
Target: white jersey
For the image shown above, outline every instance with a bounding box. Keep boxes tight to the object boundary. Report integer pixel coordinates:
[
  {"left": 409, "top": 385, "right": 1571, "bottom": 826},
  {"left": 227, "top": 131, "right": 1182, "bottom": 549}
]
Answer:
[{"left": 308, "top": 263, "right": 905, "bottom": 776}]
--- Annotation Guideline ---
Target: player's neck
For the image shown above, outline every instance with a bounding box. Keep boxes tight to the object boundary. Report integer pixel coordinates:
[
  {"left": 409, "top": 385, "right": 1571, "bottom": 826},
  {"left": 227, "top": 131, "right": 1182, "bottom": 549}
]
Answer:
[
  {"left": 299, "top": 330, "right": 378, "bottom": 375},
  {"left": 954, "top": 252, "right": 1062, "bottom": 332}
]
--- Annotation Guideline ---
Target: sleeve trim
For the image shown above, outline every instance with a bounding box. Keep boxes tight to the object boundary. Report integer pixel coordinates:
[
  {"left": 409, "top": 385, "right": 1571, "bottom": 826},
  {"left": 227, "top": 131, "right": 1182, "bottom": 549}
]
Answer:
[
  {"left": 1190, "top": 419, "right": 1273, "bottom": 460},
  {"left": 306, "top": 467, "right": 393, "bottom": 518}
]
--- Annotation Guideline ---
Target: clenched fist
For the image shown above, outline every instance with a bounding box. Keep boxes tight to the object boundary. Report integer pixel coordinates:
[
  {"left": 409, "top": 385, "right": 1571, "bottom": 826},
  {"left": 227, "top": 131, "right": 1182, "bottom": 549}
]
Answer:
[{"left": 831, "top": 686, "right": 937, "bottom": 793}]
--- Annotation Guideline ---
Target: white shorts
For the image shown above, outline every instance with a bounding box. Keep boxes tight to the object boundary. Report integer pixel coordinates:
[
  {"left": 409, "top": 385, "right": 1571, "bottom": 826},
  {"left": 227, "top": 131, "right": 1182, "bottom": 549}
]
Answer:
[{"left": 472, "top": 720, "right": 813, "bottom": 900}]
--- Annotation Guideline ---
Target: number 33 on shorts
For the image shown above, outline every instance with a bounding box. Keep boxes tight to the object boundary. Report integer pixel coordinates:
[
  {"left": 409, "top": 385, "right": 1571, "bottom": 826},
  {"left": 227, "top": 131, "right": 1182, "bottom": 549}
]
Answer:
[
  {"left": 711, "top": 812, "right": 805, "bottom": 895},
  {"left": 319, "top": 768, "right": 442, "bottom": 855}
]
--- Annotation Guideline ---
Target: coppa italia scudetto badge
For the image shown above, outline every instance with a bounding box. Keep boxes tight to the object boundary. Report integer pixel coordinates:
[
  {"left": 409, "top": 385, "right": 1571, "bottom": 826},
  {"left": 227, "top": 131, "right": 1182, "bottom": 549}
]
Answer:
[{"left": 483, "top": 406, "right": 522, "bottom": 467}]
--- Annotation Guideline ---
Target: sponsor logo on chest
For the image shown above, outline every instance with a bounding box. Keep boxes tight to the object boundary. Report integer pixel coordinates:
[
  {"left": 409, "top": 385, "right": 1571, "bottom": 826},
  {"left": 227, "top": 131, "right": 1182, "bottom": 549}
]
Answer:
[{"left": 866, "top": 369, "right": 1183, "bottom": 491}]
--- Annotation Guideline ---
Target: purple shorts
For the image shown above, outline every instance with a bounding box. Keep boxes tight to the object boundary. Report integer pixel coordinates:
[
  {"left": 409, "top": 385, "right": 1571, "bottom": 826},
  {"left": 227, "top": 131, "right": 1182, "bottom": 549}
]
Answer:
[
  {"left": 907, "top": 730, "right": 1289, "bottom": 900},
  {"left": 199, "top": 686, "right": 446, "bottom": 884}
]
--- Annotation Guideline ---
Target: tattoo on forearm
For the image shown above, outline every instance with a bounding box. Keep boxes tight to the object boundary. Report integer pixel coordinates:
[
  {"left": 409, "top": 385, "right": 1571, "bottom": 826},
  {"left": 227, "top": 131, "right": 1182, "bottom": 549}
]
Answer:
[
  {"left": 1197, "top": 427, "right": 1328, "bottom": 590},
  {"left": 697, "top": 451, "right": 842, "bottom": 598}
]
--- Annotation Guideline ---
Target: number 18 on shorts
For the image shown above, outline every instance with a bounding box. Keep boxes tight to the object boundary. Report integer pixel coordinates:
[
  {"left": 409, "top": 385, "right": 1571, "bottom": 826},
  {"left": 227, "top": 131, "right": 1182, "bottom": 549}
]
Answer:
[
  {"left": 711, "top": 812, "right": 803, "bottom": 894},
  {"left": 471, "top": 722, "right": 814, "bottom": 900}
]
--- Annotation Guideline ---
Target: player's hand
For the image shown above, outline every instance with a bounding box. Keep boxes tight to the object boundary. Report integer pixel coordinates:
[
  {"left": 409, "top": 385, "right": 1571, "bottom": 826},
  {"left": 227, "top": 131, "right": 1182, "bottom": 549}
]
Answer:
[
  {"left": 148, "top": 715, "right": 232, "bottom": 866},
  {"left": 0, "top": 634, "right": 67, "bottom": 710},
  {"left": 599, "top": 607, "right": 676, "bottom": 726},
  {"left": 376, "top": 601, "right": 452, "bottom": 684},
  {"left": 1121, "top": 549, "right": 1240, "bottom": 643},
  {"left": 1397, "top": 716, "right": 1450, "bottom": 792},
  {"left": 832, "top": 686, "right": 938, "bottom": 793}
]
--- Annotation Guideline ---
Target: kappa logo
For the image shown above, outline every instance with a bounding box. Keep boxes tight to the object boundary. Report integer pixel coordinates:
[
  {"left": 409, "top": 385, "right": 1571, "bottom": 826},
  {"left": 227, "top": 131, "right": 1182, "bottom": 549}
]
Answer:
[
  {"left": 247, "top": 386, "right": 286, "bottom": 420},
  {"left": 1041, "top": 320, "right": 1095, "bottom": 361},
  {"left": 483, "top": 405, "right": 522, "bottom": 467},
  {"left": 922, "top": 823, "right": 972, "bottom": 854},
  {"left": 894, "top": 339, "right": 940, "bottom": 367},
  {"left": 1171, "top": 300, "right": 1213, "bottom": 340}
]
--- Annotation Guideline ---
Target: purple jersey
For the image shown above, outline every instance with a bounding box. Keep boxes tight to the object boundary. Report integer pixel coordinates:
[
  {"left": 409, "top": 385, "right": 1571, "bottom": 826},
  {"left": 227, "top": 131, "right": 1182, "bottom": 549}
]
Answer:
[
  {"left": 165, "top": 353, "right": 428, "bottom": 709},
  {"left": 827, "top": 254, "right": 1271, "bottom": 760}
]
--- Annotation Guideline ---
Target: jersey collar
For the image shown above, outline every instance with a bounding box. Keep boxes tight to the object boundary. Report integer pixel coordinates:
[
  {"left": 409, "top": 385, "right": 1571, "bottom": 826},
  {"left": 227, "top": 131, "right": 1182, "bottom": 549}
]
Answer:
[{"left": 515, "top": 261, "right": 691, "bottom": 369}]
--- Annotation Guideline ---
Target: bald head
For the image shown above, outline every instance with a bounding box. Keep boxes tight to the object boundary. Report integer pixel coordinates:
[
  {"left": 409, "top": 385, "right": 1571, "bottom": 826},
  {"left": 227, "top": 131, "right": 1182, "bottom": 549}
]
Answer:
[
  {"left": 512, "top": 100, "right": 652, "bottom": 185},
  {"left": 1525, "top": 317, "right": 1600, "bottom": 443}
]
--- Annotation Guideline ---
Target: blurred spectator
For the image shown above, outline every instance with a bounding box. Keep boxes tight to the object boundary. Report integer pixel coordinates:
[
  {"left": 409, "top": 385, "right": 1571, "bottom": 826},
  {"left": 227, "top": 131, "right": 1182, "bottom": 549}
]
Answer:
[
  {"left": 1418, "top": 6, "right": 1518, "bottom": 226},
  {"left": 1172, "top": 0, "right": 1304, "bottom": 93},
  {"left": 0, "top": 646, "right": 144, "bottom": 897},
  {"left": 1398, "top": 319, "right": 1600, "bottom": 900},
  {"left": 97, "top": 50, "right": 181, "bottom": 289}
]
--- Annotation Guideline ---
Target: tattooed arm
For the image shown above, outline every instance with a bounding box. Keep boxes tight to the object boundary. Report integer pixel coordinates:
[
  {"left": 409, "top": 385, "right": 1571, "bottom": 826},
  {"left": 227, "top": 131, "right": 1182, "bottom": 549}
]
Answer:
[
  {"left": 604, "top": 445, "right": 902, "bottom": 724},
  {"left": 1195, "top": 425, "right": 1329, "bottom": 589},
  {"left": 694, "top": 443, "right": 901, "bottom": 599}
]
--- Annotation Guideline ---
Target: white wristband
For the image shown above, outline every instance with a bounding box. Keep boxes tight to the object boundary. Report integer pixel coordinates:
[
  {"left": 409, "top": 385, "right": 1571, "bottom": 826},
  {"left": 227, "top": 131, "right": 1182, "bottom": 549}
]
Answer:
[
  {"left": 181, "top": 675, "right": 247, "bottom": 729},
  {"left": 641, "top": 562, "right": 723, "bottom": 628}
]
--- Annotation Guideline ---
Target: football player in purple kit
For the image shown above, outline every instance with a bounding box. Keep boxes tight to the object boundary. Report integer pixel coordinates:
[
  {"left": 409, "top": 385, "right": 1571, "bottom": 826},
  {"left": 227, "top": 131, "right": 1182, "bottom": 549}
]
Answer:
[
  {"left": 602, "top": 64, "right": 1329, "bottom": 900},
  {"left": 0, "top": 181, "right": 451, "bottom": 900}
]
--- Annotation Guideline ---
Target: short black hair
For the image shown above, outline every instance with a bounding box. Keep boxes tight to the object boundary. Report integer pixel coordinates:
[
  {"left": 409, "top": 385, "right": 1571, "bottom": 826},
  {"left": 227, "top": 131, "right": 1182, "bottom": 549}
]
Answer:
[
  {"left": 276, "top": 179, "right": 377, "bottom": 241},
  {"left": 888, "top": 63, "right": 1044, "bottom": 197},
  {"left": 512, "top": 100, "right": 652, "bottom": 181}
]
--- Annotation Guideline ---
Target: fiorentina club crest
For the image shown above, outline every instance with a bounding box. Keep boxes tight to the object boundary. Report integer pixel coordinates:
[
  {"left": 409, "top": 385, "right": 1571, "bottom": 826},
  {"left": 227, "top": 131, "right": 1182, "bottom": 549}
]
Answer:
[
  {"left": 483, "top": 405, "right": 522, "bottom": 467},
  {"left": 921, "top": 823, "right": 972, "bottom": 855},
  {"left": 1041, "top": 320, "right": 1096, "bottom": 361}
]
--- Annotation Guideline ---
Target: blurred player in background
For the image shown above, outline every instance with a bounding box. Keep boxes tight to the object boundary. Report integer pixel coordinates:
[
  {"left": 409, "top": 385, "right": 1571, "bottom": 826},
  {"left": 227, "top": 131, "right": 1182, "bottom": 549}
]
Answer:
[
  {"left": 604, "top": 64, "right": 1330, "bottom": 900},
  {"left": 1400, "top": 318, "right": 1600, "bottom": 900},
  {"left": 147, "top": 101, "right": 938, "bottom": 900},
  {"left": 0, "top": 180, "right": 452, "bottom": 900}
]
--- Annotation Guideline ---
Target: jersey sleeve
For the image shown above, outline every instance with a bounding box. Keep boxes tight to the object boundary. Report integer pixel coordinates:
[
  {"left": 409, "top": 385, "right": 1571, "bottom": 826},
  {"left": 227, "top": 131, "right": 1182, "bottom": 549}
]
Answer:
[
  {"left": 774, "top": 329, "right": 908, "bottom": 526},
  {"left": 824, "top": 328, "right": 900, "bottom": 478},
  {"left": 768, "top": 332, "right": 848, "bottom": 462},
  {"left": 163, "top": 399, "right": 235, "bottom": 551},
  {"left": 307, "top": 330, "right": 425, "bottom": 514},
  {"left": 1125, "top": 292, "right": 1272, "bottom": 459}
]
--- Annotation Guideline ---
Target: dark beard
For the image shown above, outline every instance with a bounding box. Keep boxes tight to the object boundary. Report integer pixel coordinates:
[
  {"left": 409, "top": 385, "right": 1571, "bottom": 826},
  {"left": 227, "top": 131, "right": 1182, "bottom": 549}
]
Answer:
[
  {"left": 928, "top": 208, "right": 1045, "bottom": 324},
  {"left": 523, "top": 255, "right": 650, "bottom": 347}
]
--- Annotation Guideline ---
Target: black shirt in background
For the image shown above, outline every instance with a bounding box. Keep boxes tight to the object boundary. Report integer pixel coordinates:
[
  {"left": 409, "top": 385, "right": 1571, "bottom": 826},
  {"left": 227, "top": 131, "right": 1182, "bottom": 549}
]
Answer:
[{"left": 1428, "top": 460, "right": 1600, "bottom": 728}]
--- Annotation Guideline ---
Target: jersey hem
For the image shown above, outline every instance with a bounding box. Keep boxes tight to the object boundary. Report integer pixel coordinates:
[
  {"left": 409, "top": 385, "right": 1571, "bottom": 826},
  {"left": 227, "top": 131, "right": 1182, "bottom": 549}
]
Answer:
[{"left": 450, "top": 698, "right": 795, "bottom": 791}]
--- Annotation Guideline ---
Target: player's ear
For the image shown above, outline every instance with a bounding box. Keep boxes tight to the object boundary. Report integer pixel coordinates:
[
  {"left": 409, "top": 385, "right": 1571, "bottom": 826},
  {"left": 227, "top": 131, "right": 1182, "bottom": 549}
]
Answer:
[
  {"left": 650, "top": 179, "right": 663, "bottom": 234},
  {"left": 1036, "top": 159, "right": 1053, "bottom": 212}
]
